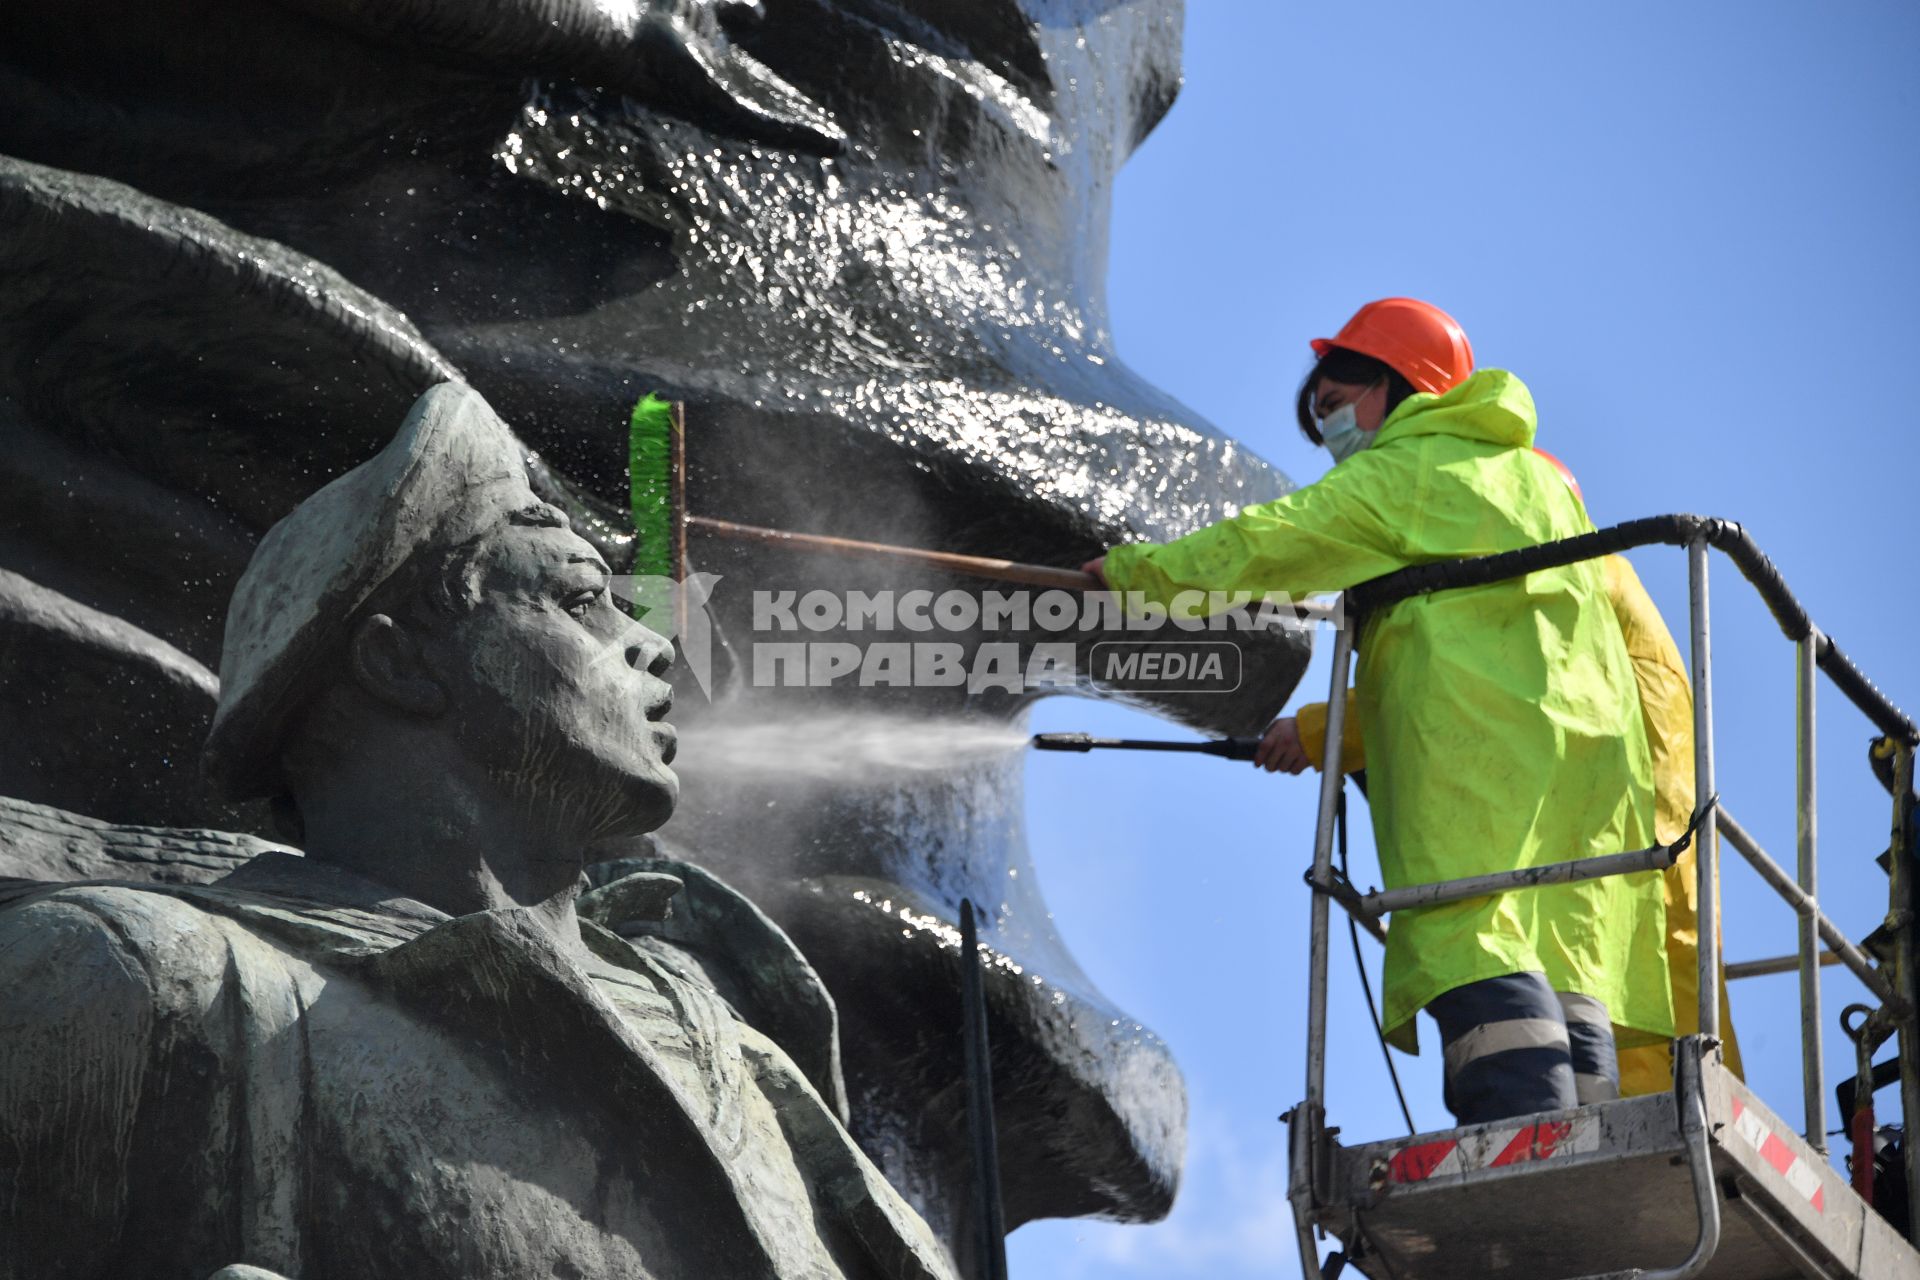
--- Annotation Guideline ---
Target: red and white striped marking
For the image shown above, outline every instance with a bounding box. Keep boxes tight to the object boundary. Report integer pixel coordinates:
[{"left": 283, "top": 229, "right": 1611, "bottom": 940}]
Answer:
[
  {"left": 1729, "top": 1096, "right": 1826, "bottom": 1213},
  {"left": 1387, "top": 1116, "right": 1600, "bottom": 1184}
]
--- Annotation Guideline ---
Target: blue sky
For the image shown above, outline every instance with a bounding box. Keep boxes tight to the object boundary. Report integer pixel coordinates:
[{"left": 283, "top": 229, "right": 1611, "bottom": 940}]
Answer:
[{"left": 1009, "top": 4, "right": 1920, "bottom": 1276}]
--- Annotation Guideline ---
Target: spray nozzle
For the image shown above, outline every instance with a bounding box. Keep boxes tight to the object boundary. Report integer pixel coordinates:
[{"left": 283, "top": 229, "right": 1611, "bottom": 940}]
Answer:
[{"left": 1028, "top": 732, "right": 1260, "bottom": 762}]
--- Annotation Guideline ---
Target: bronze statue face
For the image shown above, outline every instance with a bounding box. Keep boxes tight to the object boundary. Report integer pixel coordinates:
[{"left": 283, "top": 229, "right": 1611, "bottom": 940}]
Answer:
[{"left": 433, "top": 520, "right": 682, "bottom": 842}]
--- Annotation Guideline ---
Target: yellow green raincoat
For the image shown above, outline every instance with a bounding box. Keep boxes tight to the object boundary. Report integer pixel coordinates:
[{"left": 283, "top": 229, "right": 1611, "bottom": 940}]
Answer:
[
  {"left": 1294, "top": 555, "right": 1742, "bottom": 1084},
  {"left": 1104, "top": 370, "right": 1673, "bottom": 1052}
]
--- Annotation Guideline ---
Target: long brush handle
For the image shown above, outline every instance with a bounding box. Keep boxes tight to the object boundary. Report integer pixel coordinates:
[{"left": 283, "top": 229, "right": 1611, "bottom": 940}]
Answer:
[
  {"left": 636, "top": 399, "right": 1334, "bottom": 618},
  {"left": 686, "top": 513, "right": 1101, "bottom": 592},
  {"left": 633, "top": 395, "right": 1094, "bottom": 590},
  {"left": 670, "top": 402, "right": 689, "bottom": 638}
]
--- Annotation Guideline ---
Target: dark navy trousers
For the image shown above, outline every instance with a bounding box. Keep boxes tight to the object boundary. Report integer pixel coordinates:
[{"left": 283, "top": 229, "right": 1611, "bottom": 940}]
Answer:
[{"left": 1426, "top": 971, "right": 1620, "bottom": 1125}]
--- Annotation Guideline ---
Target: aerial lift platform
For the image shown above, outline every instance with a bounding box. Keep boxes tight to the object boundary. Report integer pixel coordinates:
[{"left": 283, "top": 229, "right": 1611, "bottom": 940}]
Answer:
[
  {"left": 1284, "top": 516, "right": 1920, "bottom": 1280},
  {"left": 1310, "top": 1051, "right": 1912, "bottom": 1278}
]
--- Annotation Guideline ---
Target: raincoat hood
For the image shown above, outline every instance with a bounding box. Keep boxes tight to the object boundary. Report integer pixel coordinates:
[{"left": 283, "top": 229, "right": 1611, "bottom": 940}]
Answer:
[{"left": 1376, "top": 368, "right": 1537, "bottom": 450}]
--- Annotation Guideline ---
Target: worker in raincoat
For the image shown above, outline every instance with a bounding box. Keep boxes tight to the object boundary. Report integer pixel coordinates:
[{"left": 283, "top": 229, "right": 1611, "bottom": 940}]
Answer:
[
  {"left": 1278, "top": 450, "right": 1745, "bottom": 1099},
  {"left": 1085, "top": 299, "right": 1673, "bottom": 1123}
]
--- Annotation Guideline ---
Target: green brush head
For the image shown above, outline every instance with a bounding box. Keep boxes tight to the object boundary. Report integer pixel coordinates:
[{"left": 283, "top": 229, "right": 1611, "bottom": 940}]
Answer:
[{"left": 629, "top": 393, "right": 676, "bottom": 582}]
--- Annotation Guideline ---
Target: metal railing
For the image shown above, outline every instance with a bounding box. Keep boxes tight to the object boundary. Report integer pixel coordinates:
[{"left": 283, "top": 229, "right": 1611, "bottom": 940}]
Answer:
[{"left": 1286, "top": 514, "right": 1920, "bottom": 1280}]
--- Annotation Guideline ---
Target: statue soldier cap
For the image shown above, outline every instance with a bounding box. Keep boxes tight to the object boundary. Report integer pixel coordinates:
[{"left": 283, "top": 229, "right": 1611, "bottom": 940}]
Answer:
[{"left": 205, "top": 381, "right": 540, "bottom": 799}]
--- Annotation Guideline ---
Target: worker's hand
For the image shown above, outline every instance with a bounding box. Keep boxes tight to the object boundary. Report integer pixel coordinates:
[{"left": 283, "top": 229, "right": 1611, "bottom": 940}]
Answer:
[
  {"left": 1080, "top": 556, "right": 1109, "bottom": 589},
  {"left": 1254, "top": 716, "right": 1312, "bottom": 775}
]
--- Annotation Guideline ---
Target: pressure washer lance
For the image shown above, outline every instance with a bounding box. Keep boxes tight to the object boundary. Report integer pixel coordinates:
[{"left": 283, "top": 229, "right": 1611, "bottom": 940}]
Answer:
[{"left": 1030, "top": 732, "right": 1261, "bottom": 761}]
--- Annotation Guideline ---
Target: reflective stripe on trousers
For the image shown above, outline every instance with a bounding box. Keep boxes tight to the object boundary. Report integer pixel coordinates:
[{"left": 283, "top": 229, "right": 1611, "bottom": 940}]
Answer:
[{"left": 1427, "top": 971, "right": 1620, "bottom": 1125}]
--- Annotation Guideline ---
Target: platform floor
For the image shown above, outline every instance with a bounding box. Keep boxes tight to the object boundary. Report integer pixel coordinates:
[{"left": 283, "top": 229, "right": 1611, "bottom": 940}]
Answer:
[{"left": 1310, "top": 1060, "right": 1920, "bottom": 1278}]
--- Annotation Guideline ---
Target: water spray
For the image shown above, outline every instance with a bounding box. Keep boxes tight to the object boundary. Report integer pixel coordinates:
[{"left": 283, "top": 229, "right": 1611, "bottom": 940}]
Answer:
[{"left": 676, "top": 713, "right": 1032, "bottom": 784}]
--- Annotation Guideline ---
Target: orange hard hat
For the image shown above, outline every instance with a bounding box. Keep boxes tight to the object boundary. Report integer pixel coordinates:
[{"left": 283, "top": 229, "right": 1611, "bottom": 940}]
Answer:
[
  {"left": 1310, "top": 297, "right": 1474, "bottom": 396},
  {"left": 1533, "top": 447, "right": 1584, "bottom": 507}
]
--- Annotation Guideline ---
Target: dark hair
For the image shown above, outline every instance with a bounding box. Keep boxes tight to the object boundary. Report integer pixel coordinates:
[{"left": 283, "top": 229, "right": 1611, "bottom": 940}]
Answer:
[{"left": 1295, "top": 347, "right": 1420, "bottom": 443}]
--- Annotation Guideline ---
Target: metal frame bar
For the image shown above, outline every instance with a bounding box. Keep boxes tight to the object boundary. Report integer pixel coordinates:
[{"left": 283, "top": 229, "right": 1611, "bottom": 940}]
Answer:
[
  {"left": 1689, "top": 538, "right": 1721, "bottom": 1045},
  {"left": 1724, "top": 1178, "right": 1849, "bottom": 1280},
  {"left": 1287, "top": 1108, "right": 1320, "bottom": 1279},
  {"left": 1610, "top": 1035, "right": 1723, "bottom": 1280},
  {"left": 1288, "top": 525, "right": 1920, "bottom": 1275},
  {"left": 1892, "top": 745, "right": 1920, "bottom": 1244},
  {"left": 1726, "top": 950, "right": 1840, "bottom": 981},
  {"left": 1798, "top": 632, "right": 1825, "bottom": 1151},
  {"left": 1292, "top": 612, "right": 1356, "bottom": 1279},
  {"left": 1307, "top": 867, "right": 1388, "bottom": 944},
  {"left": 1717, "top": 811, "right": 1901, "bottom": 1009},
  {"left": 1304, "top": 619, "right": 1356, "bottom": 1112},
  {"left": 1348, "top": 843, "right": 1678, "bottom": 917}
]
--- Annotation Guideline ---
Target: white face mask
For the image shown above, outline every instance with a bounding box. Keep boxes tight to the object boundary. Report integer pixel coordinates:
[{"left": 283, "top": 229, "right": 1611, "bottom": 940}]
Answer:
[{"left": 1317, "top": 401, "right": 1374, "bottom": 464}]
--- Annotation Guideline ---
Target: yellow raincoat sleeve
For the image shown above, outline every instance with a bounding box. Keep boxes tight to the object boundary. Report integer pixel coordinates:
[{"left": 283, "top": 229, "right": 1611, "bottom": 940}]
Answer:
[
  {"left": 1295, "top": 697, "right": 1367, "bottom": 775},
  {"left": 1605, "top": 556, "right": 1694, "bottom": 847},
  {"left": 1106, "top": 453, "right": 1400, "bottom": 780},
  {"left": 1101, "top": 451, "right": 1416, "bottom": 606},
  {"left": 1605, "top": 553, "right": 1744, "bottom": 1090}
]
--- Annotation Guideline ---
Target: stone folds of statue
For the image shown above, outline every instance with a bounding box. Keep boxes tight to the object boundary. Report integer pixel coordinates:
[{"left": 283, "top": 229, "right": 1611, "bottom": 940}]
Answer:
[{"left": 0, "top": 0, "right": 1319, "bottom": 1258}]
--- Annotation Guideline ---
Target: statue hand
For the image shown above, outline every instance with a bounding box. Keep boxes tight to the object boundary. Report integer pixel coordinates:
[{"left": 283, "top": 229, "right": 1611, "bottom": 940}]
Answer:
[{"left": 579, "top": 871, "right": 686, "bottom": 934}]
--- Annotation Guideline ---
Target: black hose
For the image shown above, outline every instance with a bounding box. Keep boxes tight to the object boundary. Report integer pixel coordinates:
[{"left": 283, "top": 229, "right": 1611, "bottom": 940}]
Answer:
[
  {"left": 1340, "top": 783, "right": 1415, "bottom": 1136},
  {"left": 1344, "top": 514, "right": 1916, "bottom": 747}
]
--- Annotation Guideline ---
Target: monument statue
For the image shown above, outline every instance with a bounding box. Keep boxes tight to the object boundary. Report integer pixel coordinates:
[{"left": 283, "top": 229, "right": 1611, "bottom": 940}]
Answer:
[
  {"left": 0, "top": 0, "right": 1315, "bottom": 1258},
  {"left": 0, "top": 383, "right": 958, "bottom": 1279}
]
